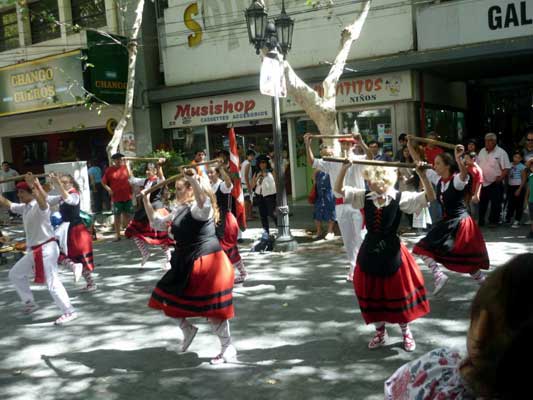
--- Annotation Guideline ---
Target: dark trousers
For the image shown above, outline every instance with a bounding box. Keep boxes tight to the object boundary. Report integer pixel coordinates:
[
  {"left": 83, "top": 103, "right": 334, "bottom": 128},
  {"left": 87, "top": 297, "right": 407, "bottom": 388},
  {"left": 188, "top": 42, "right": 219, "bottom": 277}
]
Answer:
[
  {"left": 257, "top": 194, "right": 277, "bottom": 233},
  {"left": 506, "top": 185, "right": 525, "bottom": 223},
  {"left": 479, "top": 182, "right": 504, "bottom": 225},
  {"left": 91, "top": 183, "right": 109, "bottom": 213},
  {"left": 3, "top": 191, "right": 17, "bottom": 216}
]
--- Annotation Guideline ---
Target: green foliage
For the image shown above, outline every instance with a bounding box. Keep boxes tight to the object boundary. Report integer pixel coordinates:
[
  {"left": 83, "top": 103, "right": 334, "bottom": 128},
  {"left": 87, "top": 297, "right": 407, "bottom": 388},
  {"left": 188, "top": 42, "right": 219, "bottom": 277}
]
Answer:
[{"left": 131, "top": 149, "right": 186, "bottom": 179}]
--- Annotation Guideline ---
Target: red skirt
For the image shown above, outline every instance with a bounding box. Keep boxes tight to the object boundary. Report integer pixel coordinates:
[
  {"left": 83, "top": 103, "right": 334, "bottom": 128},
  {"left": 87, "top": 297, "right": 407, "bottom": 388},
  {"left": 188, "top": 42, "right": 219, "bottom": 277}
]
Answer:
[
  {"left": 148, "top": 250, "right": 234, "bottom": 319},
  {"left": 413, "top": 216, "right": 489, "bottom": 274},
  {"left": 125, "top": 209, "right": 174, "bottom": 246},
  {"left": 66, "top": 223, "right": 95, "bottom": 271},
  {"left": 354, "top": 244, "right": 430, "bottom": 325},
  {"left": 219, "top": 211, "right": 241, "bottom": 264}
]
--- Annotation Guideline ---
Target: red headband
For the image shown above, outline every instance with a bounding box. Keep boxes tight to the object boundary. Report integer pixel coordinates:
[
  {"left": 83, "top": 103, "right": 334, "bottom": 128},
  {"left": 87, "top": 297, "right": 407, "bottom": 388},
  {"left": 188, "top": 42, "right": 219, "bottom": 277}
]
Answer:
[
  {"left": 16, "top": 181, "right": 32, "bottom": 192},
  {"left": 338, "top": 138, "right": 356, "bottom": 143}
]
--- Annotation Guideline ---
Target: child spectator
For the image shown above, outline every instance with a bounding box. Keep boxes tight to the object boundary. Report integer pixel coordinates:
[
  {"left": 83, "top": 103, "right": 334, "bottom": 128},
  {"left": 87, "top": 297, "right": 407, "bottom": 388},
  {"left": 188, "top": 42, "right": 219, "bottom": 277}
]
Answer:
[
  {"left": 385, "top": 253, "right": 533, "bottom": 399},
  {"left": 505, "top": 150, "right": 527, "bottom": 227}
]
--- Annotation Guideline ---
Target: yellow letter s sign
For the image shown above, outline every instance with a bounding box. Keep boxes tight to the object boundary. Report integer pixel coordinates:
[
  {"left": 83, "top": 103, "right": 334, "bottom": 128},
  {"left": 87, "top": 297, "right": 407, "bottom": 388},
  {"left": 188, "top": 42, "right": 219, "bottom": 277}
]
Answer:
[{"left": 184, "top": 3, "right": 203, "bottom": 47}]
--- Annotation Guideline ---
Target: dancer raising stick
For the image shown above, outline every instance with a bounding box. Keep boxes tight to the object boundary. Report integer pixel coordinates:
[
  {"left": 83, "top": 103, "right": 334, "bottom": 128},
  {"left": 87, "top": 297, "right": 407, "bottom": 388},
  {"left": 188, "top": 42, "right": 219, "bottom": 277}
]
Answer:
[
  {"left": 0, "top": 174, "right": 77, "bottom": 324},
  {"left": 125, "top": 159, "right": 174, "bottom": 269},
  {"left": 207, "top": 165, "right": 248, "bottom": 283},
  {"left": 48, "top": 173, "right": 96, "bottom": 291},
  {"left": 142, "top": 169, "right": 237, "bottom": 364},
  {"left": 407, "top": 136, "right": 489, "bottom": 295},
  {"left": 335, "top": 159, "right": 433, "bottom": 352}
]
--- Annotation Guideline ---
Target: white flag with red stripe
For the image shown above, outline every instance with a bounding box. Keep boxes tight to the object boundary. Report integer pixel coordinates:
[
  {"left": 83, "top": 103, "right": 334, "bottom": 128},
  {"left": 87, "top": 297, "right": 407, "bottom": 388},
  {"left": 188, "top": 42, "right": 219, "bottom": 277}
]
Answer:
[{"left": 228, "top": 127, "right": 247, "bottom": 229}]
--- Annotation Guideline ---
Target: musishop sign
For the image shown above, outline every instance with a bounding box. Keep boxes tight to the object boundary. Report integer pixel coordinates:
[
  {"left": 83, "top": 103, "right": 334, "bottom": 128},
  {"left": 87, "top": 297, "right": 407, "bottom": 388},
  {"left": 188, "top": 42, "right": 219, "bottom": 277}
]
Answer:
[{"left": 161, "top": 91, "right": 272, "bottom": 128}]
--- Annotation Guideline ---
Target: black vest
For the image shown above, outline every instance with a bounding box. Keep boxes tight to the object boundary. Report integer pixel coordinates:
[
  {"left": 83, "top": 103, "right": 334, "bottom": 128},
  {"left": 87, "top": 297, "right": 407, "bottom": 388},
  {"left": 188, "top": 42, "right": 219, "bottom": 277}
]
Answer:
[
  {"left": 59, "top": 190, "right": 82, "bottom": 225},
  {"left": 437, "top": 175, "right": 468, "bottom": 219}
]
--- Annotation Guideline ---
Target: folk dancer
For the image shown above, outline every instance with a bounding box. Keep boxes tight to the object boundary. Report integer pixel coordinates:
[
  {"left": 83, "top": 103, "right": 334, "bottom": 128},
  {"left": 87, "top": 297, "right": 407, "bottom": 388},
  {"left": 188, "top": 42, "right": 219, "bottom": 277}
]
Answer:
[
  {"left": 0, "top": 174, "right": 77, "bottom": 325},
  {"left": 142, "top": 169, "right": 236, "bottom": 364},
  {"left": 408, "top": 138, "right": 489, "bottom": 295},
  {"left": 304, "top": 131, "right": 372, "bottom": 281},
  {"left": 335, "top": 160, "right": 433, "bottom": 351},
  {"left": 48, "top": 173, "right": 96, "bottom": 291},
  {"left": 125, "top": 160, "right": 174, "bottom": 269},
  {"left": 207, "top": 165, "right": 248, "bottom": 283}
]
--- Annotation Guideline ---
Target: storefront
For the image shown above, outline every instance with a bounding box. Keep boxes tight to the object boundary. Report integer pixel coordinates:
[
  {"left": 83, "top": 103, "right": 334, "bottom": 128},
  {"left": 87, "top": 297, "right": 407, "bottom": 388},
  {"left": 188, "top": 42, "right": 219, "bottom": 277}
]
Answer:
[
  {"left": 282, "top": 70, "right": 416, "bottom": 199},
  {"left": 0, "top": 32, "right": 128, "bottom": 172}
]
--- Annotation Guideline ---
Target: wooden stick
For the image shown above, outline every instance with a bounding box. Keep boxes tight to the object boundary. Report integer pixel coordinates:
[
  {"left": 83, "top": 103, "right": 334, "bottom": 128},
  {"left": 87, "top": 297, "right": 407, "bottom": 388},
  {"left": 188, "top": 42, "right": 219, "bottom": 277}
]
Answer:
[
  {"left": 0, "top": 173, "right": 48, "bottom": 185},
  {"left": 123, "top": 157, "right": 164, "bottom": 162},
  {"left": 409, "top": 137, "right": 457, "bottom": 150},
  {"left": 322, "top": 157, "right": 430, "bottom": 169},
  {"left": 140, "top": 159, "right": 222, "bottom": 197},
  {"left": 309, "top": 135, "right": 354, "bottom": 139}
]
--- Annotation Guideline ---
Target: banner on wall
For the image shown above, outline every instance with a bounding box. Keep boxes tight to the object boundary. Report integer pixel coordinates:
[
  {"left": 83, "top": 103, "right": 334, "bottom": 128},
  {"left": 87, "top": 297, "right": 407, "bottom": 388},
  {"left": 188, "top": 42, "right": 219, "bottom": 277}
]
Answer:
[
  {"left": 282, "top": 71, "right": 413, "bottom": 113},
  {"left": 161, "top": 91, "right": 272, "bottom": 129}
]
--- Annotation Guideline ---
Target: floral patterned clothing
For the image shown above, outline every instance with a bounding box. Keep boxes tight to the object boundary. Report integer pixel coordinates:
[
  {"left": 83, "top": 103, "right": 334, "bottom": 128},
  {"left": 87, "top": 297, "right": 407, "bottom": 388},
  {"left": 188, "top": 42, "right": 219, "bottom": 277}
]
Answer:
[{"left": 384, "top": 348, "right": 476, "bottom": 400}]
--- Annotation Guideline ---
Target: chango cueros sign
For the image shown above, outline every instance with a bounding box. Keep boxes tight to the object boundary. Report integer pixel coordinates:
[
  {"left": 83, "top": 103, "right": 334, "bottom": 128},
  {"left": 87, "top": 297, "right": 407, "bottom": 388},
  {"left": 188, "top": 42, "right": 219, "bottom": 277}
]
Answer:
[{"left": 0, "top": 50, "right": 85, "bottom": 117}]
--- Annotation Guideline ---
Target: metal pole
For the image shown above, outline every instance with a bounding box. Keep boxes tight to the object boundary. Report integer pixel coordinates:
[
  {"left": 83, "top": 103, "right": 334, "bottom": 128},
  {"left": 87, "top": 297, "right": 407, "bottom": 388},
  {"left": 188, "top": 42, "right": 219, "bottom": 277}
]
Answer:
[{"left": 271, "top": 95, "right": 297, "bottom": 251}]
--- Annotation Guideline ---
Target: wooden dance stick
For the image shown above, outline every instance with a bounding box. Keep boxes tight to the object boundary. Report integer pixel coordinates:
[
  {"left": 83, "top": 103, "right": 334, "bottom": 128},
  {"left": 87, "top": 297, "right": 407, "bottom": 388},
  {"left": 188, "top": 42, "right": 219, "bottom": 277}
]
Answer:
[
  {"left": 308, "top": 135, "right": 355, "bottom": 139},
  {"left": 322, "top": 157, "right": 431, "bottom": 169},
  {"left": 0, "top": 173, "right": 48, "bottom": 185},
  {"left": 140, "top": 159, "right": 221, "bottom": 196},
  {"left": 409, "top": 137, "right": 457, "bottom": 150},
  {"left": 123, "top": 157, "right": 165, "bottom": 162}
]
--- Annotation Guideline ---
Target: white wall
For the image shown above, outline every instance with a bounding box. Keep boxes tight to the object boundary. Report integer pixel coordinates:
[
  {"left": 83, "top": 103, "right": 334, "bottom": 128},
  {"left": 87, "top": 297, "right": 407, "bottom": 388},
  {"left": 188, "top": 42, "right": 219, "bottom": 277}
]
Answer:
[
  {"left": 162, "top": 0, "right": 414, "bottom": 86},
  {"left": 417, "top": 0, "right": 533, "bottom": 51}
]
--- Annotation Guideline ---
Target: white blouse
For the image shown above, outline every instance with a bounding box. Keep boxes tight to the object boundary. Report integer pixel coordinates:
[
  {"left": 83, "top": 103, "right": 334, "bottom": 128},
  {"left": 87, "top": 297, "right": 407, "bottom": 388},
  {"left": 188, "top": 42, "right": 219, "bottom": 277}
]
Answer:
[
  {"left": 426, "top": 169, "right": 469, "bottom": 192},
  {"left": 211, "top": 179, "right": 232, "bottom": 194},
  {"left": 344, "top": 186, "right": 428, "bottom": 215},
  {"left": 47, "top": 193, "right": 80, "bottom": 206},
  {"left": 254, "top": 172, "right": 276, "bottom": 196},
  {"left": 150, "top": 198, "right": 213, "bottom": 232}
]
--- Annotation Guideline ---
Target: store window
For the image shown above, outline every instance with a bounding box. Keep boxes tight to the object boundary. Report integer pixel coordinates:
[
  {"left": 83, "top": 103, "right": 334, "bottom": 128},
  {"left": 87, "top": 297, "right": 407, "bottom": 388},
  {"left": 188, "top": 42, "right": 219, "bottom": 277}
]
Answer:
[
  {"left": 423, "top": 107, "right": 465, "bottom": 144},
  {"left": 168, "top": 126, "right": 207, "bottom": 161},
  {"left": 30, "top": 0, "right": 60, "bottom": 44},
  {"left": 71, "top": 0, "right": 106, "bottom": 28},
  {"left": 0, "top": 8, "right": 18, "bottom": 52},
  {"left": 341, "top": 108, "right": 393, "bottom": 153}
]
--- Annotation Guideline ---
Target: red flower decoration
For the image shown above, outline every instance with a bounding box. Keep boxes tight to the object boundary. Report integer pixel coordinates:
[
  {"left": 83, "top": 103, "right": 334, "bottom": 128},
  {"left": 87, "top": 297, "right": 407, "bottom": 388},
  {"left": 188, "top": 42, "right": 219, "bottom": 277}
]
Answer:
[{"left": 413, "top": 370, "right": 428, "bottom": 387}]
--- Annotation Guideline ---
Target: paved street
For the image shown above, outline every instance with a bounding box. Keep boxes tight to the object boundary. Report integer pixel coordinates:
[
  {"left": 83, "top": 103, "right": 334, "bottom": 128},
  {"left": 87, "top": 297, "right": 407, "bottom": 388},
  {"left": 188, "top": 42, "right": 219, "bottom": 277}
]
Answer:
[{"left": 0, "top": 205, "right": 532, "bottom": 400}]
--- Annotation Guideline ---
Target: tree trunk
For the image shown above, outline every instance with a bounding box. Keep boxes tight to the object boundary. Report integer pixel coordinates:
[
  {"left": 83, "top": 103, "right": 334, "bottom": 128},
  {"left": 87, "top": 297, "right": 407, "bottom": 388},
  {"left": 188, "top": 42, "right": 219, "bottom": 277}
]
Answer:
[
  {"left": 283, "top": 0, "right": 371, "bottom": 136},
  {"left": 106, "top": 0, "right": 146, "bottom": 159}
]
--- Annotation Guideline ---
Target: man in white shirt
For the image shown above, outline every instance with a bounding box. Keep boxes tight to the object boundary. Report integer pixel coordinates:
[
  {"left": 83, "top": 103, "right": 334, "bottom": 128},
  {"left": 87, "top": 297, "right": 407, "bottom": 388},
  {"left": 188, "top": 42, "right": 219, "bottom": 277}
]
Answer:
[
  {"left": 0, "top": 175, "right": 77, "bottom": 325},
  {"left": 1, "top": 162, "right": 19, "bottom": 217},
  {"left": 304, "top": 131, "right": 371, "bottom": 281},
  {"left": 477, "top": 132, "right": 511, "bottom": 227}
]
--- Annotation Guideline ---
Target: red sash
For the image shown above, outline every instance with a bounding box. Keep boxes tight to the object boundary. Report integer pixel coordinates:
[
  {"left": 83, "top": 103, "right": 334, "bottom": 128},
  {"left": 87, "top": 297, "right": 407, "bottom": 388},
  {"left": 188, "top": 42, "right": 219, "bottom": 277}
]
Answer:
[{"left": 32, "top": 238, "right": 56, "bottom": 284}]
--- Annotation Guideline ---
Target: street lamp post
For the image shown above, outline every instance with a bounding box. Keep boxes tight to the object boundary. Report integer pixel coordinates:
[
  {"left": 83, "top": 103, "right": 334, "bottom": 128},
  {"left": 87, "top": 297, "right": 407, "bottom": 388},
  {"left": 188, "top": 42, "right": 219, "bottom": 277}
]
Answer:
[{"left": 245, "top": 0, "right": 297, "bottom": 252}]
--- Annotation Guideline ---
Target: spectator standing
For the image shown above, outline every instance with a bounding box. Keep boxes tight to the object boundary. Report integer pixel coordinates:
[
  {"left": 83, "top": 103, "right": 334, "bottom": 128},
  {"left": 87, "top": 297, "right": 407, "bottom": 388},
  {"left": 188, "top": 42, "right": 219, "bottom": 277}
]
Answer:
[
  {"left": 424, "top": 132, "right": 444, "bottom": 166},
  {"left": 240, "top": 150, "right": 256, "bottom": 220},
  {"left": 466, "top": 138, "right": 478, "bottom": 155},
  {"left": 394, "top": 133, "right": 407, "bottom": 161},
  {"left": 311, "top": 145, "right": 336, "bottom": 240},
  {"left": 252, "top": 155, "right": 277, "bottom": 238},
  {"left": 102, "top": 153, "right": 132, "bottom": 241},
  {"left": 505, "top": 150, "right": 526, "bottom": 227},
  {"left": 87, "top": 159, "right": 106, "bottom": 213},
  {"left": 522, "top": 128, "right": 533, "bottom": 163},
  {"left": 0, "top": 162, "right": 19, "bottom": 209},
  {"left": 191, "top": 149, "right": 208, "bottom": 176},
  {"left": 524, "top": 159, "right": 533, "bottom": 238},
  {"left": 368, "top": 140, "right": 392, "bottom": 161},
  {"left": 477, "top": 133, "right": 511, "bottom": 227}
]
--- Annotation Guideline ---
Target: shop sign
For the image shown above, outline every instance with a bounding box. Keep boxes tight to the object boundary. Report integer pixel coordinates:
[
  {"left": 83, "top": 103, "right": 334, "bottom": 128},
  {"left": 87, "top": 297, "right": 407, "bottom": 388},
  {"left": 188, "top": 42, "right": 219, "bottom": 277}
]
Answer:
[
  {"left": 418, "top": 0, "right": 533, "bottom": 50},
  {"left": 84, "top": 30, "right": 128, "bottom": 104},
  {"left": 282, "top": 71, "right": 413, "bottom": 113},
  {"left": 161, "top": 91, "right": 272, "bottom": 128},
  {"left": 0, "top": 51, "right": 85, "bottom": 117}
]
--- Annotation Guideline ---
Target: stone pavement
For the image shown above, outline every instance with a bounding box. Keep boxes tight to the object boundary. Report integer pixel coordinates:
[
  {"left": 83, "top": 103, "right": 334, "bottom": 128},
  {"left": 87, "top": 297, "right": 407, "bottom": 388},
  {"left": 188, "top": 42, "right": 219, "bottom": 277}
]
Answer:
[{"left": 0, "top": 205, "right": 532, "bottom": 400}]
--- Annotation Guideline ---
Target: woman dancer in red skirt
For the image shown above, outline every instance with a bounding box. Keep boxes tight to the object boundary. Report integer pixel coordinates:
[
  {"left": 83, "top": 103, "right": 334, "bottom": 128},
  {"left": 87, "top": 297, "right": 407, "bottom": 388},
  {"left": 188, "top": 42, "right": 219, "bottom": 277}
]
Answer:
[
  {"left": 142, "top": 168, "right": 236, "bottom": 364},
  {"left": 125, "top": 160, "right": 174, "bottom": 269},
  {"left": 207, "top": 165, "right": 248, "bottom": 283},
  {"left": 334, "top": 160, "right": 434, "bottom": 352},
  {"left": 48, "top": 173, "right": 96, "bottom": 291},
  {"left": 408, "top": 137, "right": 490, "bottom": 295}
]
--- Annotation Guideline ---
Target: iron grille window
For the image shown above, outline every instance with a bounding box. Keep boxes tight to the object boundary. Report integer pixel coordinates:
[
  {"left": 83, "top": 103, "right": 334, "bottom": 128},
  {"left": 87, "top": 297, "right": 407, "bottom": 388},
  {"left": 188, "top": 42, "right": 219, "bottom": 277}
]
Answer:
[
  {"left": 0, "top": 8, "right": 19, "bottom": 52},
  {"left": 71, "top": 0, "right": 106, "bottom": 28},
  {"left": 29, "top": 0, "right": 60, "bottom": 44}
]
